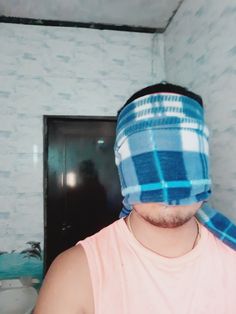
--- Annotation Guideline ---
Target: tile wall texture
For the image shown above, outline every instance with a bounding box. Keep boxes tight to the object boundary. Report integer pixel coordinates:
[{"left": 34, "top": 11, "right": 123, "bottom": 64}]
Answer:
[
  {"left": 1, "top": 0, "right": 235, "bottom": 253},
  {"left": 0, "top": 23, "right": 165, "bottom": 251},
  {"left": 165, "top": 0, "right": 236, "bottom": 222}
]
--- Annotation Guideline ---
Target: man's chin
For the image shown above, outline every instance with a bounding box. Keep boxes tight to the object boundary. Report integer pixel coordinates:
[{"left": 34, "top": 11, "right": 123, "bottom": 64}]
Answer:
[{"left": 144, "top": 215, "right": 193, "bottom": 228}]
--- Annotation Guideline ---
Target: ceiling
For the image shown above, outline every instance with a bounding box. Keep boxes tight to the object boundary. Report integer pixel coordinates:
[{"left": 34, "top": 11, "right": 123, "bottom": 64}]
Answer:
[{"left": 0, "top": 0, "right": 183, "bottom": 30}]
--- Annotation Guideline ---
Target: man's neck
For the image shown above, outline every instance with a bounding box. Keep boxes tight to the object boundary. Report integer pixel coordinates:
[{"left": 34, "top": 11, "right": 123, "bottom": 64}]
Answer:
[{"left": 125, "top": 211, "right": 199, "bottom": 258}]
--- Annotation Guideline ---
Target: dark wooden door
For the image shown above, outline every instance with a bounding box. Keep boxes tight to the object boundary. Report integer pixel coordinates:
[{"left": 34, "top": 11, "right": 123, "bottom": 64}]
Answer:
[{"left": 44, "top": 117, "right": 122, "bottom": 272}]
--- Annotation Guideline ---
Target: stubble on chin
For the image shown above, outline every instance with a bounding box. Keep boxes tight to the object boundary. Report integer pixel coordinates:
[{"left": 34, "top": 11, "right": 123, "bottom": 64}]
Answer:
[
  {"left": 133, "top": 201, "right": 202, "bottom": 228},
  {"left": 141, "top": 212, "right": 194, "bottom": 228}
]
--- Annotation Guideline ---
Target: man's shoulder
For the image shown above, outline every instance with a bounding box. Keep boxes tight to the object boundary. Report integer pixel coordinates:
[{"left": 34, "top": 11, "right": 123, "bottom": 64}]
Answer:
[
  {"left": 206, "top": 226, "right": 236, "bottom": 260},
  {"left": 215, "top": 238, "right": 236, "bottom": 257},
  {"left": 55, "top": 243, "right": 88, "bottom": 270},
  {"left": 34, "top": 245, "right": 94, "bottom": 313}
]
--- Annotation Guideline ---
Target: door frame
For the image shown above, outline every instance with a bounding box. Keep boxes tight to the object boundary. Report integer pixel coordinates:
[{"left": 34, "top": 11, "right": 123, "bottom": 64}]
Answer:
[{"left": 43, "top": 115, "right": 116, "bottom": 275}]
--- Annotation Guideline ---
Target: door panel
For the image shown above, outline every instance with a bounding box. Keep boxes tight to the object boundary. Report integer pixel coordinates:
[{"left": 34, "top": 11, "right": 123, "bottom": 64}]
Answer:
[{"left": 45, "top": 118, "right": 122, "bottom": 271}]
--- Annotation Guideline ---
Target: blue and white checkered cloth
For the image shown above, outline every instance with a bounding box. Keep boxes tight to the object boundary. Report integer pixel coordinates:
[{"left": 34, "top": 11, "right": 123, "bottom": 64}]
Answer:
[{"left": 114, "top": 92, "right": 236, "bottom": 251}]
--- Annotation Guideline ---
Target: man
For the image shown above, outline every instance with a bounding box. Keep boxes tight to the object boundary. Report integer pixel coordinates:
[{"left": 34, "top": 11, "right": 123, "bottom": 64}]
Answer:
[{"left": 34, "top": 83, "right": 236, "bottom": 314}]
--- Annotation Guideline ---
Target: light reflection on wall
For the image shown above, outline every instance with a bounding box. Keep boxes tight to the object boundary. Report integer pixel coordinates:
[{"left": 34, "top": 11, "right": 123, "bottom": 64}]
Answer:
[{"left": 33, "top": 144, "right": 38, "bottom": 164}]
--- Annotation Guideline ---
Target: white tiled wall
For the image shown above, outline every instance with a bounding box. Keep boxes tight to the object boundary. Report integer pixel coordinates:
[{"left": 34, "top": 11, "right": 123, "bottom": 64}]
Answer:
[
  {"left": 0, "top": 23, "right": 165, "bottom": 251},
  {"left": 165, "top": 0, "right": 236, "bottom": 222},
  {"left": 1, "top": 0, "right": 235, "bottom": 253}
]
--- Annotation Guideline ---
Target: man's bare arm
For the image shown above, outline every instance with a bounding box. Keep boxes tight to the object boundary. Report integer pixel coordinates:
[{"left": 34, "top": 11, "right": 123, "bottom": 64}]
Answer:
[{"left": 34, "top": 244, "right": 93, "bottom": 314}]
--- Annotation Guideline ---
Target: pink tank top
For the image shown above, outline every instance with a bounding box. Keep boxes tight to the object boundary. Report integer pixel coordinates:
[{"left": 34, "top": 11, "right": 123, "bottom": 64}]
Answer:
[{"left": 77, "top": 218, "right": 236, "bottom": 314}]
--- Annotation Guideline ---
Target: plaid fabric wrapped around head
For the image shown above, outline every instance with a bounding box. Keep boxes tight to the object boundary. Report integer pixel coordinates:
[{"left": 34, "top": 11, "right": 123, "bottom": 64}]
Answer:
[{"left": 114, "top": 91, "right": 236, "bottom": 251}]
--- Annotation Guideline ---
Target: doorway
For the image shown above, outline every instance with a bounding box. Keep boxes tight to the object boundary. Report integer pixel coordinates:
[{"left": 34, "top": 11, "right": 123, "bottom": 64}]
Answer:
[{"left": 44, "top": 116, "right": 122, "bottom": 272}]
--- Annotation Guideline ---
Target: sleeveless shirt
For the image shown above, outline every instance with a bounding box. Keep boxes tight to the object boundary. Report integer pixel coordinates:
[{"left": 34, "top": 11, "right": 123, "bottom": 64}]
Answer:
[{"left": 77, "top": 218, "right": 236, "bottom": 314}]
